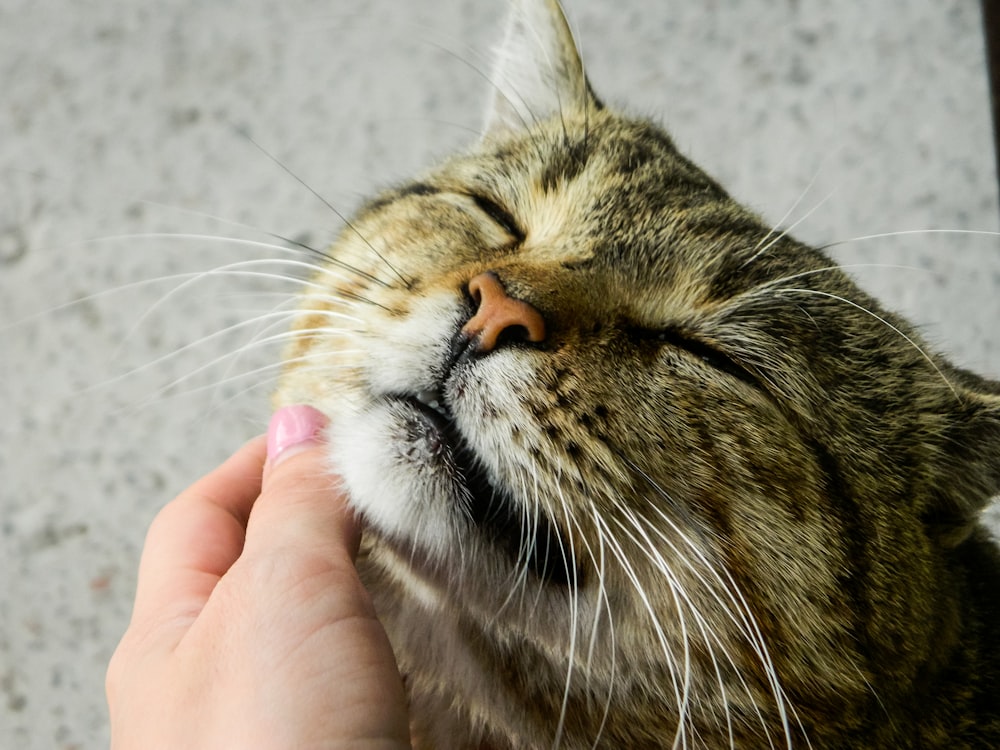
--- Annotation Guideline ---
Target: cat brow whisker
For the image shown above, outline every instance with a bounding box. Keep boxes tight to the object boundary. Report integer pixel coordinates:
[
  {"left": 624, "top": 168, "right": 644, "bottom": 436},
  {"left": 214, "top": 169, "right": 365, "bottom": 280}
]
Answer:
[
  {"left": 741, "top": 184, "right": 840, "bottom": 269},
  {"left": 88, "top": 245, "right": 391, "bottom": 313},
  {"left": 488, "top": 11, "right": 562, "bottom": 163},
  {"left": 5, "top": 165, "right": 346, "bottom": 272},
  {"left": 716, "top": 260, "right": 930, "bottom": 346},
  {"left": 129, "top": 198, "right": 372, "bottom": 276},
  {"left": 743, "top": 147, "right": 844, "bottom": 268},
  {"left": 726, "top": 262, "right": 927, "bottom": 309},
  {"left": 433, "top": 38, "right": 555, "bottom": 168},
  {"left": 132, "top": 197, "right": 316, "bottom": 244},
  {"left": 426, "top": 40, "right": 534, "bottom": 130},
  {"left": 231, "top": 125, "right": 413, "bottom": 289},
  {"left": 108, "top": 228, "right": 392, "bottom": 289},
  {"left": 83, "top": 229, "right": 295, "bottom": 256}
]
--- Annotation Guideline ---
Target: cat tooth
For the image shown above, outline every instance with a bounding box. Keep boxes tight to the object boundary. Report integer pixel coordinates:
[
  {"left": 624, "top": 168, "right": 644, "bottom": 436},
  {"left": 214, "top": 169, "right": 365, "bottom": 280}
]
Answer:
[{"left": 416, "top": 389, "right": 443, "bottom": 412}]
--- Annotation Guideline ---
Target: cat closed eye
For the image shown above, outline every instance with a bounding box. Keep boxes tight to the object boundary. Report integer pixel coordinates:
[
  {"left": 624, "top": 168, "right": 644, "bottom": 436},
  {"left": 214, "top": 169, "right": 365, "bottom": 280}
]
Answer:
[
  {"left": 470, "top": 193, "right": 525, "bottom": 243},
  {"left": 638, "top": 327, "right": 763, "bottom": 390}
]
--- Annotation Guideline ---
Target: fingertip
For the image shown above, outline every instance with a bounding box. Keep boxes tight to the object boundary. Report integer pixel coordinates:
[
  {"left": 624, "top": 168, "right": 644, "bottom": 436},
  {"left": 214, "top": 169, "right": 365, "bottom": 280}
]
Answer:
[
  {"left": 266, "top": 405, "right": 329, "bottom": 468},
  {"left": 251, "top": 408, "right": 361, "bottom": 561}
]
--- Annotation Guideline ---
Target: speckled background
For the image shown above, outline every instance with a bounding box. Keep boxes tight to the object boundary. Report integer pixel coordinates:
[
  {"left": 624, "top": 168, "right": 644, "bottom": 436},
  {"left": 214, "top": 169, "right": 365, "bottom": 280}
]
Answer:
[{"left": 1, "top": 1, "right": 998, "bottom": 747}]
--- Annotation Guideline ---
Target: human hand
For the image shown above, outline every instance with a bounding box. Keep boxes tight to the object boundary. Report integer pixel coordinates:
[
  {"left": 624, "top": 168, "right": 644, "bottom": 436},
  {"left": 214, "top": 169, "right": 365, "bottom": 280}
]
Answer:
[{"left": 106, "top": 405, "right": 410, "bottom": 749}]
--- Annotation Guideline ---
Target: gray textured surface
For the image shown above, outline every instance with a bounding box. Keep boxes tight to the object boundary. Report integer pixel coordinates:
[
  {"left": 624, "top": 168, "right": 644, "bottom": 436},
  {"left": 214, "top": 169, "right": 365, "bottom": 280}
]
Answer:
[{"left": 1, "top": 0, "right": 998, "bottom": 747}]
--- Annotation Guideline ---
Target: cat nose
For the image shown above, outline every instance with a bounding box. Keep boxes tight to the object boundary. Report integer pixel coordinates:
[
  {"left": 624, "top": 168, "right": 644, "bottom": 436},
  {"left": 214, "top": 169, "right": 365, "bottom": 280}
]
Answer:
[{"left": 462, "top": 272, "right": 546, "bottom": 353}]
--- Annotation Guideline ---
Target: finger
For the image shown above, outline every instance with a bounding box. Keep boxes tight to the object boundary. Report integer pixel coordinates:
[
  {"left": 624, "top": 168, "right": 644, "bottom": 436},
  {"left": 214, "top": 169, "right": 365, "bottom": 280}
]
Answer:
[
  {"left": 244, "top": 406, "right": 360, "bottom": 564},
  {"left": 234, "top": 409, "right": 408, "bottom": 744},
  {"left": 129, "top": 435, "right": 268, "bottom": 633},
  {"left": 245, "top": 443, "right": 360, "bottom": 562}
]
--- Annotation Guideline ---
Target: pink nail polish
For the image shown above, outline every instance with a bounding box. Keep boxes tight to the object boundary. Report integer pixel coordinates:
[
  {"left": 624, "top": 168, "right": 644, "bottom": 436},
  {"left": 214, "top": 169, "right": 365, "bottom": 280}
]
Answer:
[{"left": 266, "top": 405, "right": 328, "bottom": 463}]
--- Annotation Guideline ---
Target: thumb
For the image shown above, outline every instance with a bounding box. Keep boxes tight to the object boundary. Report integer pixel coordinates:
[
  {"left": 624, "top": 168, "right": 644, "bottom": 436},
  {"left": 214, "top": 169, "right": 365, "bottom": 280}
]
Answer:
[
  {"left": 242, "top": 407, "right": 411, "bottom": 748},
  {"left": 243, "top": 405, "right": 361, "bottom": 562}
]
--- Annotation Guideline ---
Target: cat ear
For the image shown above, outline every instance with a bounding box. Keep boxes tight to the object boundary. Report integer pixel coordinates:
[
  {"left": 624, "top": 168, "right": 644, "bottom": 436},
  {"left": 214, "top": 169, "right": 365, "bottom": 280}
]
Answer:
[
  {"left": 926, "top": 370, "right": 1000, "bottom": 547},
  {"left": 483, "top": 0, "right": 600, "bottom": 138}
]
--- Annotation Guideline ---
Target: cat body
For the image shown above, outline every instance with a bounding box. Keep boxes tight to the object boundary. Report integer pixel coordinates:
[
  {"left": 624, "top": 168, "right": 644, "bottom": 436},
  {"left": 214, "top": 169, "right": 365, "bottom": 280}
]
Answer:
[{"left": 274, "top": 0, "right": 1000, "bottom": 746}]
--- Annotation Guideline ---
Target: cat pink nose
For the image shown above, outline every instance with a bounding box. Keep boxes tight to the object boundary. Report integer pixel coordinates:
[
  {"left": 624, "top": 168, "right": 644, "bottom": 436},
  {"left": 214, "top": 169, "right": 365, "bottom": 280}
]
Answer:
[{"left": 462, "top": 272, "right": 546, "bottom": 353}]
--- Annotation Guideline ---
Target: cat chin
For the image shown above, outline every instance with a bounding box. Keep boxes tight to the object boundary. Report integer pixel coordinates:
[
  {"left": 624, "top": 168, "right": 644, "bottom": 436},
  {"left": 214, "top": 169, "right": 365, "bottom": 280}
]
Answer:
[{"left": 329, "top": 399, "right": 464, "bottom": 561}]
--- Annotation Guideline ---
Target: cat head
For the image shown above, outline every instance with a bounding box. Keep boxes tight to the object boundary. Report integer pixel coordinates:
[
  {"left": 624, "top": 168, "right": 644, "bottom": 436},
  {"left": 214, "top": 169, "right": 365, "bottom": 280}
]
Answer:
[{"left": 275, "top": 0, "right": 1000, "bottom": 744}]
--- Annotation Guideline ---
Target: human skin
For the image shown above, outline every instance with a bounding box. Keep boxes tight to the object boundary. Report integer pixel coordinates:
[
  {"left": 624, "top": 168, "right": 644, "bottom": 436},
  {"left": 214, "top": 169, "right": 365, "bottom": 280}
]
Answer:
[{"left": 106, "top": 405, "right": 411, "bottom": 750}]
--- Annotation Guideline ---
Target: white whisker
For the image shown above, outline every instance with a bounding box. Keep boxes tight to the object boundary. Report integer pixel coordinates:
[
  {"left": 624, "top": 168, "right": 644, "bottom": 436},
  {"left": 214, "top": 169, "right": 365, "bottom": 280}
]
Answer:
[
  {"left": 92, "top": 311, "right": 358, "bottom": 392},
  {"left": 821, "top": 228, "right": 1000, "bottom": 251},
  {"left": 775, "top": 287, "right": 957, "bottom": 398},
  {"left": 743, "top": 148, "right": 843, "bottom": 269},
  {"left": 129, "top": 352, "right": 362, "bottom": 411}
]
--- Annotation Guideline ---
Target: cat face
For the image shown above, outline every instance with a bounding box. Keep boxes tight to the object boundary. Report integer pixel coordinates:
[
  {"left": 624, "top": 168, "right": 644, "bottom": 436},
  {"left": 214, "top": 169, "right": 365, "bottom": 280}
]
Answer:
[{"left": 274, "top": 0, "right": 1000, "bottom": 746}]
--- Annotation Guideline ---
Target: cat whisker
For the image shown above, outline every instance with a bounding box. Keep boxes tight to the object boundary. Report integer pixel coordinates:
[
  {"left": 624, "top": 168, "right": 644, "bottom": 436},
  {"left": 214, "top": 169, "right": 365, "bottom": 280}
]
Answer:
[
  {"left": 490, "top": 472, "right": 534, "bottom": 618},
  {"left": 127, "top": 351, "right": 363, "bottom": 412},
  {"left": 742, "top": 147, "right": 844, "bottom": 269},
  {"left": 129, "top": 197, "right": 340, "bottom": 261},
  {"left": 634, "top": 484, "right": 804, "bottom": 750},
  {"left": 611, "top": 500, "right": 790, "bottom": 750},
  {"left": 85, "top": 229, "right": 305, "bottom": 258},
  {"left": 6, "top": 165, "right": 352, "bottom": 275},
  {"left": 775, "top": 287, "right": 958, "bottom": 398},
  {"left": 547, "top": 477, "right": 618, "bottom": 749},
  {"left": 725, "top": 262, "right": 927, "bottom": 308},
  {"left": 551, "top": 486, "right": 580, "bottom": 750},
  {"left": 607, "top": 505, "right": 704, "bottom": 749},
  {"left": 819, "top": 227, "right": 1000, "bottom": 252},
  {"left": 108, "top": 260, "right": 366, "bottom": 361},
  {"left": 91, "top": 311, "right": 358, "bottom": 394},
  {"left": 2, "top": 252, "right": 373, "bottom": 341},
  {"left": 619, "top": 458, "right": 796, "bottom": 744},
  {"left": 741, "top": 184, "right": 840, "bottom": 269},
  {"left": 591, "top": 510, "right": 690, "bottom": 748},
  {"left": 583, "top": 502, "right": 616, "bottom": 750},
  {"left": 231, "top": 124, "right": 413, "bottom": 289}
]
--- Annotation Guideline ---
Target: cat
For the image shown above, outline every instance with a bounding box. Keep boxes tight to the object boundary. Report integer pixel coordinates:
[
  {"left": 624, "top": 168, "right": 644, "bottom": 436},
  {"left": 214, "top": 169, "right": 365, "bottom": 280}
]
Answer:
[{"left": 273, "top": 0, "right": 1000, "bottom": 747}]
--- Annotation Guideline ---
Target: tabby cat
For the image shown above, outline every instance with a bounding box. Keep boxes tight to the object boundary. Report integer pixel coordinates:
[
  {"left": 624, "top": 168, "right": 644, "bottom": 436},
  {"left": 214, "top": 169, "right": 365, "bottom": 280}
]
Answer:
[{"left": 273, "top": 0, "right": 1000, "bottom": 746}]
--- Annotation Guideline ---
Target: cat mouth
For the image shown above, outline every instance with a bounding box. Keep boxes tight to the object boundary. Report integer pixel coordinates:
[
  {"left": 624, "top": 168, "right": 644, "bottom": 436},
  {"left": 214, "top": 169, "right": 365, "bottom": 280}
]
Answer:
[{"left": 393, "top": 389, "right": 576, "bottom": 586}]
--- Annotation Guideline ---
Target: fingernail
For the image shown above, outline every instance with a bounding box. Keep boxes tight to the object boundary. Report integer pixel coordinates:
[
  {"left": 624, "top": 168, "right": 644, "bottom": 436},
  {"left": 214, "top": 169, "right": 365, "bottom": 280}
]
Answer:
[{"left": 266, "top": 405, "right": 328, "bottom": 465}]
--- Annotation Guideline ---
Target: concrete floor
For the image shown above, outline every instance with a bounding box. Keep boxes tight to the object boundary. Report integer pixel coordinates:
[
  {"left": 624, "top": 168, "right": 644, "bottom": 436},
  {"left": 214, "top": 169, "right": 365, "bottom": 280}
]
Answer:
[{"left": 1, "top": 0, "right": 998, "bottom": 747}]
